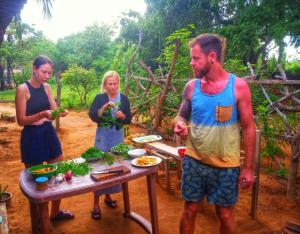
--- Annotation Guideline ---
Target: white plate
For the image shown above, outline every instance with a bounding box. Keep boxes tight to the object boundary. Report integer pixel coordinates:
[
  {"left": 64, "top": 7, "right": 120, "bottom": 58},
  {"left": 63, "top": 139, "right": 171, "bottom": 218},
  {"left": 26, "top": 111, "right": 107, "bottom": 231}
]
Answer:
[
  {"left": 69, "top": 158, "right": 86, "bottom": 164},
  {"left": 132, "top": 135, "right": 162, "bottom": 143},
  {"left": 131, "top": 156, "right": 162, "bottom": 167}
]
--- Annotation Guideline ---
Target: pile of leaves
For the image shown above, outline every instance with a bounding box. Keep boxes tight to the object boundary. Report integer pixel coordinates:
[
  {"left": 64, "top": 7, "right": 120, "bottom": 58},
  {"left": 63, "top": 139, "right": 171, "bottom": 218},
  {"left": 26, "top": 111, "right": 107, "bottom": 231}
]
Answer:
[
  {"left": 56, "top": 160, "right": 91, "bottom": 176},
  {"left": 81, "top": 147, "right": 114, "bottom": 165},
  {"left": 81, "top": 147, "right": 105, "bottom": 160},
  {"left": 110, "top": 143, "right": 131, "bottom": 159}
]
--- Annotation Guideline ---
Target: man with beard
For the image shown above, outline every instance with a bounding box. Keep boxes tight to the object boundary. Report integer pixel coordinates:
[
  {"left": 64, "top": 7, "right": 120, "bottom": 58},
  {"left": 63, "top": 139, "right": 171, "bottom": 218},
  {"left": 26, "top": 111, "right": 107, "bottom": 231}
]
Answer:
[{"left": 174, "top": 34, "right": 256, "bottom": 234}]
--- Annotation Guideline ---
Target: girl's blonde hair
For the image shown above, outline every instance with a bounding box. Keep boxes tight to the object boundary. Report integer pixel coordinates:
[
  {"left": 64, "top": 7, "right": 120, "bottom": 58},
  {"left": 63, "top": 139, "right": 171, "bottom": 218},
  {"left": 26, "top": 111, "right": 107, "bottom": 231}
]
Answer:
[{"left": 100, "top": 70, "right": 120, "bottom": 93}]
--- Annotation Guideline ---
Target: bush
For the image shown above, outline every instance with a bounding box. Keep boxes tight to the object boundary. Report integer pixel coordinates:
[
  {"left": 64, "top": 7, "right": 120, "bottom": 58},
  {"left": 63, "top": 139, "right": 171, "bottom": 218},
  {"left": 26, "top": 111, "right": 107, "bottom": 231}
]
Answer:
[{"left": 61, "top": 65, "right": 98, "bottom": 107}]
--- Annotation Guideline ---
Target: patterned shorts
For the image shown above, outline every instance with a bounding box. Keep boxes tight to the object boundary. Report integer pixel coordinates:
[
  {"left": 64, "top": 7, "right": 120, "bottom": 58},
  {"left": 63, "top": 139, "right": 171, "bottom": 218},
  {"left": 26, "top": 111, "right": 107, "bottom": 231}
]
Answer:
[{"left": 181, "top": 156, "right": 240, "bottom": 207}]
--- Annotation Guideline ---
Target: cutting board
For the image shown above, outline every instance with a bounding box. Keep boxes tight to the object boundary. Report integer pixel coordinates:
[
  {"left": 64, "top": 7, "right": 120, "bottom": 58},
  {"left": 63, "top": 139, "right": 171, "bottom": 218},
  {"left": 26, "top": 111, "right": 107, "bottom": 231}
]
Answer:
[{"left": 90, "top": 165, "right": 131, "bottom": 181}]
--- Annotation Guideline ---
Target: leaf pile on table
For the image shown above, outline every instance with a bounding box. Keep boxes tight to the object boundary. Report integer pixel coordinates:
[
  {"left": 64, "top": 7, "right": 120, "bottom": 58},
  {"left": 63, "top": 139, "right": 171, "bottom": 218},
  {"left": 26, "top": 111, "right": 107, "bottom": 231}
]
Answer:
[
  {"left": 110, "top": 143, "right": 131, "bottom": 159},
  {"left": 56, "top": 160, "right": 91, "bottom": 176},
  {"left": 81, "top": 147, "right": 114, "bottom": 165}
]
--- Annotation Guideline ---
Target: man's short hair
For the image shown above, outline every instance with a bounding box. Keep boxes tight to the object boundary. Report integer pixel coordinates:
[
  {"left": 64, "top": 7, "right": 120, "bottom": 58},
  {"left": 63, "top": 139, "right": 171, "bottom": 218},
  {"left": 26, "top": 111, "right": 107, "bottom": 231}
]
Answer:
[{"left": 189, "top": 34, "right": 225, "bottom": 63}]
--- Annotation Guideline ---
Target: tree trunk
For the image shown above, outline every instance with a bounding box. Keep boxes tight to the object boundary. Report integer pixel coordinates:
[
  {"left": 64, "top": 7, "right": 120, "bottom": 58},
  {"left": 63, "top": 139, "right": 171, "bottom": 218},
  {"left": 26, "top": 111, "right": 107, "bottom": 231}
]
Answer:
[
  {"left": 6, "top": 57, "right": 12, "bottom": 88},
  {"left": 55, "top": 72, "right": 62, "bottom": 131},
  {"left": 0, "top": 64, "right": 5, "bottom": 91},
  {"left": 277, "top": 40, "right": 285, "bottom": 64},
  {"left": 287, "top": 127, "right": 300, "bottom": 200},
  {"left": 287, "top": 157, "right": 299, "bottom": 200},
  {"left": 152, "top": 39, "right": 179, "bottom": 132},
  {"left": 6, "top": 32, "right": 13, "bottom": 88}
]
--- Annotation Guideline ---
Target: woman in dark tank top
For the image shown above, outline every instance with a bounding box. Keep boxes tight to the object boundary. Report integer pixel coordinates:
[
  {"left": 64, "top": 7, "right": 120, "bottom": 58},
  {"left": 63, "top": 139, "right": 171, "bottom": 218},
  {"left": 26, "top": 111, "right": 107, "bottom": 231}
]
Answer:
[{"left": 15, "top": 55, "right": 74, "bottom": 222}]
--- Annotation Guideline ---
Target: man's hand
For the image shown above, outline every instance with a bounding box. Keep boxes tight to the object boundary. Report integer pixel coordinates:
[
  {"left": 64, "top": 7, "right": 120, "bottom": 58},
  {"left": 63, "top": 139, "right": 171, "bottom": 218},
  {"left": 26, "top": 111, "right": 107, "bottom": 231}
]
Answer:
[
  {"left": 239, "top": 167, "right": 255, "bottom": 189},
  {"left": 174, "top": 121, "right": 188, "bottom": 136}
]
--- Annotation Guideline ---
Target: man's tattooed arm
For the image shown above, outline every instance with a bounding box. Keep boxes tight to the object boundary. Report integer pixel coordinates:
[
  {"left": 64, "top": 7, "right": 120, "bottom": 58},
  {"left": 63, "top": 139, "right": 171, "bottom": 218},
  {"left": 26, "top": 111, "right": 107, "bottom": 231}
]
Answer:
[{"left": 175, "top": 81, "right": 192, "bottom": 123}]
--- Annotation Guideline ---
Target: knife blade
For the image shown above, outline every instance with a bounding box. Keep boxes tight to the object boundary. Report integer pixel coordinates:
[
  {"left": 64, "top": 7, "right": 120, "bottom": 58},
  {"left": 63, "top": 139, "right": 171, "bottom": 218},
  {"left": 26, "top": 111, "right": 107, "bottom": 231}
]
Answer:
[{"left": 91, "top": 169, "right": 124, "bottom": 175}]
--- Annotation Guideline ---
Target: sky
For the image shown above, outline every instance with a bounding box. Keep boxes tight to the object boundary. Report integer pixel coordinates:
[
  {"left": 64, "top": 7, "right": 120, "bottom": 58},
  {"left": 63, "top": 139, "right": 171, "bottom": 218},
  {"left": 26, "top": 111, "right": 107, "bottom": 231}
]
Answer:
[
  {"left": 20, "top": 0, "right": 299, "bottom": 60},
  {"left": 20, "top": 0, "right": 147, "bottom": 42}
]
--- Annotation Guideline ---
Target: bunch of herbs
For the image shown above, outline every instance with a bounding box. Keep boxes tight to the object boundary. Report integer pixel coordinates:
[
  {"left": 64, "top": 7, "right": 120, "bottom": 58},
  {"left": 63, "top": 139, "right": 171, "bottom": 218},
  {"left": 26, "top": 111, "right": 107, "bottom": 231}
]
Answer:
[
  {"left": 99, "top": 106, "right": 121, "bottom": 128},
  {"left": 51, "top": 107, "right": 66, "bottom": 119},
  {"left": 56, "top": 161, "right": 92, "bottom": 176},
  {"left": 81, "top": 147, "right": 105, "bottom": 160}
]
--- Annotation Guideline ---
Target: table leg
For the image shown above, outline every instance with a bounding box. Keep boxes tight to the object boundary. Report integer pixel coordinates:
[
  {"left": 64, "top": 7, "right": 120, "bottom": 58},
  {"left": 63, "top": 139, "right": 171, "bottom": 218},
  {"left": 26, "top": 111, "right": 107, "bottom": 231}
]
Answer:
[
  {"left": 122, "top": 180, "right": 155, "bottom": 234},
  {"left": 147, "top": 173, "right": 159, "bottom": 234},
  {"left": 29, "top": 202, "right": 39, "bottom": 234},
  {"left": 39, "top": 202, "right": 50, "bottom": 234},
  {"left": 122, "top": 182, "right": 131, "bottom": 217},
  {"left": 164, "top": 158, "right": 171, "bottom": 192},
  {"left": 176, "top": 160, "right": 182, "bottom": 180}
]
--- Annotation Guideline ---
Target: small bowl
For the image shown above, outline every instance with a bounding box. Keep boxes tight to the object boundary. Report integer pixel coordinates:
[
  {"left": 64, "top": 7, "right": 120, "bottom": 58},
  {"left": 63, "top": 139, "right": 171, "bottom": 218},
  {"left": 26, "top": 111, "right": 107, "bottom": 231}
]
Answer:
[
  {"left": 28, "top": 164, "right": 57, "bottom": 178},
  {"left": 128, "top": 149, "right": 146, "bottom": 158}
]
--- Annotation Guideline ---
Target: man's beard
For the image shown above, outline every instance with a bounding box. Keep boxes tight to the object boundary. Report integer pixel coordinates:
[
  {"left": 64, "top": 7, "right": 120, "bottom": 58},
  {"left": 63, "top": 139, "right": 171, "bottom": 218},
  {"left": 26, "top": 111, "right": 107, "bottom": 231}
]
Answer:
[{"left": 195, "top": 62, "right": 211, "bottom": 78}]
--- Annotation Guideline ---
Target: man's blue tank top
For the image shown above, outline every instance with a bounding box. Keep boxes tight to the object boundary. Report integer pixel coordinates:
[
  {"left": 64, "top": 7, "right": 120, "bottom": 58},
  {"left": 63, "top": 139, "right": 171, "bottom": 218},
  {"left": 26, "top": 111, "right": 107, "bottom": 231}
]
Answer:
[{"left": 185, "top": 74, "right": 241, "bottom": 168}]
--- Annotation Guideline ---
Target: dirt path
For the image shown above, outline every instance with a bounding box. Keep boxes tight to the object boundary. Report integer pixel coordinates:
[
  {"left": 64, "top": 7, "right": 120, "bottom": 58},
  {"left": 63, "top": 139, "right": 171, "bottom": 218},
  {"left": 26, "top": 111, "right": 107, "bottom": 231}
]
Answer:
[{"left": 0, "top": 103, "right": 299, "bottom": 234}]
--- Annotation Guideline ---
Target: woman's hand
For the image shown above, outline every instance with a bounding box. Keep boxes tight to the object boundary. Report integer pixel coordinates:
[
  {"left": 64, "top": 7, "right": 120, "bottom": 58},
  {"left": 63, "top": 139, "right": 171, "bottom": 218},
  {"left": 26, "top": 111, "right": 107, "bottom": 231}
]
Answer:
[
  {"left": 59, "top": 109, "right": 69, "bottom": 117},
  {"left": 97, "top": 102, "right": 115, "bottom": 117},
  {"left": 115, "top": 110, "right": 125, "bottom": 120},
  {"left": 40, "top": 110, "right": 52, "bottom": 120}
]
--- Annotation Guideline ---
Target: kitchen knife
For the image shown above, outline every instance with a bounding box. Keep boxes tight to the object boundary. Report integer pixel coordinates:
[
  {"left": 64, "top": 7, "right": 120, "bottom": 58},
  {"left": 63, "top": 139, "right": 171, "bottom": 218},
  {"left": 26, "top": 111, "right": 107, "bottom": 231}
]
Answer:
[{"left": 91, "top": 169, "right": 124, "bottom": 175}]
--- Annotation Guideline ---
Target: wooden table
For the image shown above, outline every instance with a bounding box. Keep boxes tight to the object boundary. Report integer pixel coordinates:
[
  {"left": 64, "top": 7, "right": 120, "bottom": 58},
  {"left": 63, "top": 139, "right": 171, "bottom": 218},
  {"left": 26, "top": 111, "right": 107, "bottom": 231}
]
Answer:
[
  {"left": 144, "top": 142, "right": 182, "bottom": 191},
  {"left": 19, "top": 160, "right": 159, "bottom": 234}
]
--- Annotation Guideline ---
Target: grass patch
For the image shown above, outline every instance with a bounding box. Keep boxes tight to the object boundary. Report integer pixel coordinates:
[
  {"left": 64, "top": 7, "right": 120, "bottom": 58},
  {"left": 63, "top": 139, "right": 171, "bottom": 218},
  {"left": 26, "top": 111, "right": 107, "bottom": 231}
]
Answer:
[{"left": 0, "top": 89, "right": 15, "bottom": 100}]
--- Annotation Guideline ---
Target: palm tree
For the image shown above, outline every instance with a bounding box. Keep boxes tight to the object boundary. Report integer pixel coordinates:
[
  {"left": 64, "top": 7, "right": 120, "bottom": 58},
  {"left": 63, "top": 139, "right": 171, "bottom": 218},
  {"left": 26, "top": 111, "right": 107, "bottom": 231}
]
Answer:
[{"left": 0, "top": 0, "right": 53, "bottom": 47}]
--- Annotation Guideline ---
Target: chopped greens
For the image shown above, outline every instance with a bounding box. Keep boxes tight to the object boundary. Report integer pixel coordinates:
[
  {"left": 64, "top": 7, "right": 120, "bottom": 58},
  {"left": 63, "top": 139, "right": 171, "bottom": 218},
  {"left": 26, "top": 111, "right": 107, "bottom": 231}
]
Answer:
[
  {"left": 81, "top": 147, "right": 115, "bottom": 165},
  {"left": 56, "top": 161, "right": 92, "bottom": 176},
  {"left": 102, "top": 153, "right": 114, "bottom": 165},
  {"left": 81, "top": 147, "right": 105, "bottom": 160},
  {"left": 110, "top": 143, "right": 131, "bottom": 159}
]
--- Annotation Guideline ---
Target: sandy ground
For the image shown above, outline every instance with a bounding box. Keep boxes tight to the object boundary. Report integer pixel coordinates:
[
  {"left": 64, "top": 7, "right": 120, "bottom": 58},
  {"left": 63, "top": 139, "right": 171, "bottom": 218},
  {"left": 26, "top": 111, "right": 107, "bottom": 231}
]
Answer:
[{"left": 0, "top": 102, "right": 300, "bottom": 234}]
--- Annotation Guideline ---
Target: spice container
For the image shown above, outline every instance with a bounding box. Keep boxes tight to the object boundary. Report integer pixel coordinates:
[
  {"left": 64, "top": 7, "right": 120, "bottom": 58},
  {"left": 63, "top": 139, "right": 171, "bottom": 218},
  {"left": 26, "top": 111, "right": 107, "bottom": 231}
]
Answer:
[{"left": 35, "top": 176, "right": 48, "bottom": 191}]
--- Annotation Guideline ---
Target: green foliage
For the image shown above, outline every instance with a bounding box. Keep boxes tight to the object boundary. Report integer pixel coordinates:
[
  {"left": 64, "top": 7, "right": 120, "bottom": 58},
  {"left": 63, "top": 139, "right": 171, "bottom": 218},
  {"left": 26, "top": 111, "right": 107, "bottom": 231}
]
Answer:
[
  {"left": 156, "top": 24, "right": 195, "bottom": 78},
  {"left": 61, "top": 65, "right": 97, "bottom": 107},
  {"left": 255, "top": 100, "right": 287, "bottom": 175},
  {"left": 13, "top": 65, "right": 31, "bottom": 87},
  {"left": 224, "top": 59, "right": 248, "bottom": 77},
  {"left": 285, "top": 60, "right": 300, "bottom": 74},
  {"left": 0, "top": 89, "right": 15, "bottom": 100},
  {"left": 55, "top": 23, "right": 114, "bottom": 70},
  {"left": 276, "top": 168, "right": 288, "bottom": 179}
]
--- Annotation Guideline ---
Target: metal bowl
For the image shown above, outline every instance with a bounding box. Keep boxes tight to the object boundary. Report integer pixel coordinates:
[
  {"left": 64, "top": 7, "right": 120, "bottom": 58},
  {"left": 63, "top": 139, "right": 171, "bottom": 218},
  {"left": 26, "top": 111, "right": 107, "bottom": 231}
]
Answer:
[{"left": 128, "top": 149, "right": 146, "bottom": 158}]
